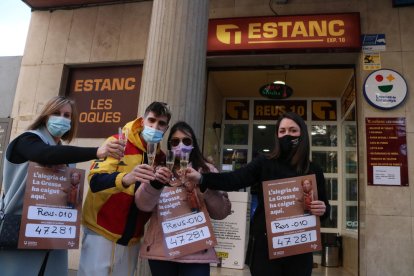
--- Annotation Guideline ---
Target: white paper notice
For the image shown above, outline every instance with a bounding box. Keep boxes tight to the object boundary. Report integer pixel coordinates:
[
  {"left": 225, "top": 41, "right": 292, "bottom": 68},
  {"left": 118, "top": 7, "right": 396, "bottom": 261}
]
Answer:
[{"left": 373, "top": 166, "right": 400, "bottom": 185}]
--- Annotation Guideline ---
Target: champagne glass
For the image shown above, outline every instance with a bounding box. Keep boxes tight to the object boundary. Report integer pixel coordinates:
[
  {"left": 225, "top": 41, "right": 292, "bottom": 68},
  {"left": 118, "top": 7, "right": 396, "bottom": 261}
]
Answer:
[
  {"left": 166, "top": 150, "right": 176, "bottom": 183},
  {"left": 117, "top": 127, "right": 128, "bottom": 166},
  {"left": 179, "top": 151, "right": 190, "bottom": 184},
  {"left": 147, "top": 142, "right": 157, "bottom": 167}
]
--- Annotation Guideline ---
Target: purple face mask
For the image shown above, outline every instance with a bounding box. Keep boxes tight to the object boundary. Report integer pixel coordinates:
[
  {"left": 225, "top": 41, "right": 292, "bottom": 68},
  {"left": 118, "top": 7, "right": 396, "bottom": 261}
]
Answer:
[{"left": 172, "top": 142, "right": 193, "bottom": 158}]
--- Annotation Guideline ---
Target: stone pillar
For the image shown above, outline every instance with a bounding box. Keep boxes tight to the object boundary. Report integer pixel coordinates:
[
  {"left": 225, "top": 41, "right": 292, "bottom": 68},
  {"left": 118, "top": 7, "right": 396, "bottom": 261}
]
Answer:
[
  {"left": 136, "top": 1, "right": 209, "bottom": 275},
  {"left": 138, "top": 0, "right": 210, "bottom": 140}
]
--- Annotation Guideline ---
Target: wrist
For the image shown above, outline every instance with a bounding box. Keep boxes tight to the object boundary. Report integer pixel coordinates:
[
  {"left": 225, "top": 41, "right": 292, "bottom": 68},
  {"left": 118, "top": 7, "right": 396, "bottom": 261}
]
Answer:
[
  {"left": 121, "top": 174, "right": 130, "bottom": 188},
  {"left": 96, "top": 147, "right": 101, "bottom": 159},
  {"left": 150, "top": 180, "right": 165, "bottom": 190},
  {"left": 199, "top": 174, "right": 207, "bottom": 193}
]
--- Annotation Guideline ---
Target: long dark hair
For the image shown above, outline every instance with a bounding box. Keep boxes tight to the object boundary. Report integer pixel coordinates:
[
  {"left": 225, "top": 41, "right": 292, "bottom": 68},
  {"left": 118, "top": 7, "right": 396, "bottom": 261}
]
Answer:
[
  {"left": 268, "top": 112, "right": 310, "bottom": 174},
  {"left": 167, "top": 121, "right": 211, "bottom": 173}
]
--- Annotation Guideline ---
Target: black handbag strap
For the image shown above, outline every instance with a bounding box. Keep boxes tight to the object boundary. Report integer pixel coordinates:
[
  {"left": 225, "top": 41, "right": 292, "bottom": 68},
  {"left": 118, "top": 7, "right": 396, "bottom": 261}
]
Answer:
[
  {"left": 0, "top": 192, "right": 5, "bottom": 220},
  {"left": 38, "top": 251, "right": 50, "bottom": 276}
]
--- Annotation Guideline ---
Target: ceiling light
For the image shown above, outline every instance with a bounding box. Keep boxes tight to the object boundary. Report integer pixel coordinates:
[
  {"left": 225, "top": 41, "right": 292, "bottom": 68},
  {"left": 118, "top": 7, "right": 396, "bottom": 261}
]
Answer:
[
  {"left": 257, "top": 125, "right": 267, "bottom": 129},
  {"left": 226, "top": 148, "right": 234, "bottom": 151},
  {"left": 263, "top": 149, "right": 270, "bottom": 152}
]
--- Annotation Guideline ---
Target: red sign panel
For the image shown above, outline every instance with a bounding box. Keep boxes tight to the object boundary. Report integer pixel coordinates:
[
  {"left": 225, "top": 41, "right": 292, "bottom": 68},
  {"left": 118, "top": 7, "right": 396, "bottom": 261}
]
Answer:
[
  {"left": 208, "top": 13, "right": 361, "bottom": 54},
  {"left": 67, "top": 65, "right": 142, "bottom": 138},
  {"left": 366, "top": 117, "right": 408, "bottom": 186}
]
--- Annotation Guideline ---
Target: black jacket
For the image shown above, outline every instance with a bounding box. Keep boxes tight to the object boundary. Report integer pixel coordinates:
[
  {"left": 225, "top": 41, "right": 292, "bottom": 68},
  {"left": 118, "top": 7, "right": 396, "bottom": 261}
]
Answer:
[{"left": 200, "top": 155, "right": 330, "bottom": 235}]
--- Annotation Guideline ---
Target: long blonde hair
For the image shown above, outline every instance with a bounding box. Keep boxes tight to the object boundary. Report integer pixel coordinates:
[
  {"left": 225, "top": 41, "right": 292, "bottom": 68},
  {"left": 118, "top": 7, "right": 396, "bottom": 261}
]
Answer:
[{"left": 27, "top": 96, "right": 78, "bottom": 142}]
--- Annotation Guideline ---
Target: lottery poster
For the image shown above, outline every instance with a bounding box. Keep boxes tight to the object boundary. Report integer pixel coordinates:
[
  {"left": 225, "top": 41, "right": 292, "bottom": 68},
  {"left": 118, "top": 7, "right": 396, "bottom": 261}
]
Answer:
[
  {"left": 262, "top": 174, "right": 322, "bottom": 259},
  {"left": 18, "top": 162, "right": 85, "bottom": 249},
  {"left": 158, "top": 186, "right": 217, "bottom": 259}
]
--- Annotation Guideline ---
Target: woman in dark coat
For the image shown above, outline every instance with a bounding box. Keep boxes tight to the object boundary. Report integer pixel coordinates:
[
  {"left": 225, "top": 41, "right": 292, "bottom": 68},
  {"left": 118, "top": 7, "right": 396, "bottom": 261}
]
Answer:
[{"left": 186, "top": 112, "right": 330, "bottom": 276}]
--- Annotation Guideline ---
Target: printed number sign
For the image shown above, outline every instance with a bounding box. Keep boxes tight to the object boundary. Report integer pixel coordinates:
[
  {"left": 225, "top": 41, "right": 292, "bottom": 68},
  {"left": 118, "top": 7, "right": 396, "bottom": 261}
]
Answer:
[
  {"left": 18, "top": 163, "right": 85, "bottom": 249},
  {"left": 158, "top": 186, "right": 216, "bottom": 258},
  {"left": 262, "top": 175, "right": 322, "bottom": 259}
]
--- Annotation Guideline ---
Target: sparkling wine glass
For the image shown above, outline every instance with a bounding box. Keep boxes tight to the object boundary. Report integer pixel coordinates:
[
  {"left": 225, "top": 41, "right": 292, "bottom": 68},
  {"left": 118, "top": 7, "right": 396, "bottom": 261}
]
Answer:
[
  {"left": 179, "top": 151, "right": 190, "bottom": 184},
  {"left": 147, "top": 142, "right": 157, "bottom": 167},
  {"left": 117, "top": 127, "right": 128, "bottom": 166},
  {"left": 166, "top": 150, "right": 176, "bottom": 183}
]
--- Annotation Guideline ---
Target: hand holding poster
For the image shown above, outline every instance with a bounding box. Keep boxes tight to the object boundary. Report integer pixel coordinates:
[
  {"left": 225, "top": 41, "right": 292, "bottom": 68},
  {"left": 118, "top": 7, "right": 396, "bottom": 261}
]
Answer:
[
  {"left": 18, "top": 162, "right": 85, "bottom": 249},
  {"left": 158, "top": 186, "right": 217, "bottom": 259},
  {"left": 263, "top": 175, "right": 322, "bottom": 259}
]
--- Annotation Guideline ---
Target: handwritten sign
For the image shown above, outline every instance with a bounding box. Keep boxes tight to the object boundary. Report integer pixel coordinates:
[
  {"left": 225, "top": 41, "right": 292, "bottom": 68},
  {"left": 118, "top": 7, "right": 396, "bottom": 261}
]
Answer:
[
  {"left": 262, "top": 175, "right": 322, "bottom": 259},
  {"left": 18, "top": 163, "right": 85, "bottom": 249},
  {"left": 158, "top": 186, "right": 216, "bottom": 258}
]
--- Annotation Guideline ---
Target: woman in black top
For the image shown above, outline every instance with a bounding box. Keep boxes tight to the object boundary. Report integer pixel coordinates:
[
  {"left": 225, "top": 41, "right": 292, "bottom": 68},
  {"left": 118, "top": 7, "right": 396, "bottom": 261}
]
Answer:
[{"left": 186, "top": 112, "right": 330, "bottom": 276}]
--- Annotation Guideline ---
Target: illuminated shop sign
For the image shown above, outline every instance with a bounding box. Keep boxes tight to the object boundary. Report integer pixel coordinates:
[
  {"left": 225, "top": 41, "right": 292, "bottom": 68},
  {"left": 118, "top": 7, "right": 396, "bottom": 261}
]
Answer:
[
  {"left": 208, "top": 13, "right": 361, "bottom": 53},
  {"left": 67, "top": 65, "right": 142, "bottom": 138},
  {"left": 259, "top": 83, "right": 293, "bottom": 99}
]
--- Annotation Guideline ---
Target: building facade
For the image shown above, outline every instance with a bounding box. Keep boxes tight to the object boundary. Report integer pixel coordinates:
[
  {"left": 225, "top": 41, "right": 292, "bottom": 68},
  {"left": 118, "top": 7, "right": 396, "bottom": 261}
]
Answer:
[{"left": 6, "top": 0, "right": 414, "bottom": 275}]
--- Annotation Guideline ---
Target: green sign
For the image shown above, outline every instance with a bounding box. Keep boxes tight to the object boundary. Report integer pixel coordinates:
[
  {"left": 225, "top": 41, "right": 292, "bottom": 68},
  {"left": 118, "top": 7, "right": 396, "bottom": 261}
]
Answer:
[{"left": 259, "top": 83, "right": 293, "bottom": 99}]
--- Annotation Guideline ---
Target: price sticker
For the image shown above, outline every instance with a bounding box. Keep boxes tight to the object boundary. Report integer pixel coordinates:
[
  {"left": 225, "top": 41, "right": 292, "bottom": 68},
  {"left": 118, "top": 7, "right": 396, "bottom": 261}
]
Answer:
[
  {"left": 25, "top": 223, "right": 76, "bottom": 239},
  {"left": 272, "top": 230, "right": 317, "bottom": 249},
  {"left": 165, "top": 226, "right": 211, "bottom": 249}
]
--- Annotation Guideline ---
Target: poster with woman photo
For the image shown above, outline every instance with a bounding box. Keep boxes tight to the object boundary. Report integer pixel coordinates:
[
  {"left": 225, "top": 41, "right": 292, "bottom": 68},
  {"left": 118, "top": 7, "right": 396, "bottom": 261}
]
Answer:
[
  {"left": 18, "top": 163, "right": 85, "bottom": 249},
  {"left": 262, "top": 174, "right": 322, "bottom": 259},
  {"left": 157, "top": 185, "right": 217, "bottom": 259}
]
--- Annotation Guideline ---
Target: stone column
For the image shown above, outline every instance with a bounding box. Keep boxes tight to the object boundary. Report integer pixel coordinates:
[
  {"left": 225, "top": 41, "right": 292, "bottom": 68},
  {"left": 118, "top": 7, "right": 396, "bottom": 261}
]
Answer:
[
  {"left": 138, "top": 0, "right": 210, "bottom": 140},
  {"left": 136, "top": 1, "right": 209, "bottom": 274}
]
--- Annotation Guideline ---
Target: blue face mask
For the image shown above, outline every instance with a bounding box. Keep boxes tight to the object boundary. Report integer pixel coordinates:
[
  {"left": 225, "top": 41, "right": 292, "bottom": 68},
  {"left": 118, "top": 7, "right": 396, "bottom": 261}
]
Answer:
[
  {"left": 47, "top": 115, "right": 71, "bottom": 137},
  {"left": 141, "top": 125, "right": 164, "bottom": 143}
]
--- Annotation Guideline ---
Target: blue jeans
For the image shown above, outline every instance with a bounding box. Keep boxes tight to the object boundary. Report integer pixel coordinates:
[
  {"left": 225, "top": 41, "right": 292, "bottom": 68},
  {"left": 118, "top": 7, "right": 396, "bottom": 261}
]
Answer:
[{"left": 148, "top": 259, "right": 210, "bottom": 276}]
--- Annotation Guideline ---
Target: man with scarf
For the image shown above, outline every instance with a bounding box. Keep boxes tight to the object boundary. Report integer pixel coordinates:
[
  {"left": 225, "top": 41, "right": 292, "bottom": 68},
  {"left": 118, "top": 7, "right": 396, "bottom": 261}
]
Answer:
[{"left": 78, "top": 102, "right": 172, "bottom": 276}]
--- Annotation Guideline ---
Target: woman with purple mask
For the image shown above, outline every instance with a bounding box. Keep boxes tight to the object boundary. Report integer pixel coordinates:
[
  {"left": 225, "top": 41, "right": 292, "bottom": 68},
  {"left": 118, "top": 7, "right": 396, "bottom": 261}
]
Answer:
[{"left": 135, "top": 121, "right": 231, "bottom": 276}]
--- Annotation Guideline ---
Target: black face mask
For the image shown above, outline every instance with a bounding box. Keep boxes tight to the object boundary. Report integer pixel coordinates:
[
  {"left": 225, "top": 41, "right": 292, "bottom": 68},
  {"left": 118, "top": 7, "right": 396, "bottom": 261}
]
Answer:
[{"left": 279, "top": 135, "right": 301, "bottom": 156}]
